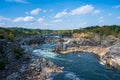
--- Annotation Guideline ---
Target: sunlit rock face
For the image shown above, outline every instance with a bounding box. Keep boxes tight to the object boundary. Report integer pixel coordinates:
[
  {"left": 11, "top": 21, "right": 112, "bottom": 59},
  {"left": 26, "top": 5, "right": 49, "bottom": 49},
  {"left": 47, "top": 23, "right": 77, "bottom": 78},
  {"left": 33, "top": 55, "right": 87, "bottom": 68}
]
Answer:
[
  {"left": 100, "top": 43, "right": 120, "bottom": 68},
  {"left": 19, "top": 57, "right": 62, "bottom": 80},
  {"left": 53, "top": 33, "right": 120, "bottom": 69}
]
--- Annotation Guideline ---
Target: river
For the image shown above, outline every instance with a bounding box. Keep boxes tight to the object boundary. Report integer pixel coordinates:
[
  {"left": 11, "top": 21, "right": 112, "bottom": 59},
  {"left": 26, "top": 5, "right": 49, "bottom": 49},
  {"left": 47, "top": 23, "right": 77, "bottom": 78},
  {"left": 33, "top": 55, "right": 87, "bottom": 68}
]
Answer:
[{"left": 32, "top": 44, "right": 120, "bottom": 80}]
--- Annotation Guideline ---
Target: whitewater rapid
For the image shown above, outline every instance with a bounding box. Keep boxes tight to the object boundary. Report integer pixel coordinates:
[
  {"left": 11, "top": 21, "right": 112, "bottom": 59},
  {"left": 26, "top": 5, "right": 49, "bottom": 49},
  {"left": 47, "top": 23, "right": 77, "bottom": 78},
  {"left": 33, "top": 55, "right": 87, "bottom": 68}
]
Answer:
[{"left": 32, "top": 44, "right": 120, "bottom": 80}]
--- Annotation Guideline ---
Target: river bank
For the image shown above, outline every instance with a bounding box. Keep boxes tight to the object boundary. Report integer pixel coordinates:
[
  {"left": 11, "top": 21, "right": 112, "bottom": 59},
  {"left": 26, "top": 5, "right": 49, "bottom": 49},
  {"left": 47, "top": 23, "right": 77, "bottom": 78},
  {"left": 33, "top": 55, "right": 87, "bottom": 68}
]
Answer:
[
  {"left": 0, "top": 38, "right": 62, "bottom": 80},
  {"left": 54, "top": 46, "right": 109, "bottom": 57},
  {"left": 32, "top": 43, "right": 120, "bottom": 80},
  {"left": 52, "top": 34, "right": 120, "bottom": 68}
]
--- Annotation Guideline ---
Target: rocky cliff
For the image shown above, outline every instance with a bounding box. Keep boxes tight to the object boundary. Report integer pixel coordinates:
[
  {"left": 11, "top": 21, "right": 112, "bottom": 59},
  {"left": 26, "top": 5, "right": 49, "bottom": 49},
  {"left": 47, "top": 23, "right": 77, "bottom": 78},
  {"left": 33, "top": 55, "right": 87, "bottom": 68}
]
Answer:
[
  {"left": 0, "top": 39, "right": 62, "bottom": 80},
  {"left": 100, "top": 43, "right": 120, "bottom": 68},
  {"left": 53, "top": 33, "right": 120, "bottom": 68}
]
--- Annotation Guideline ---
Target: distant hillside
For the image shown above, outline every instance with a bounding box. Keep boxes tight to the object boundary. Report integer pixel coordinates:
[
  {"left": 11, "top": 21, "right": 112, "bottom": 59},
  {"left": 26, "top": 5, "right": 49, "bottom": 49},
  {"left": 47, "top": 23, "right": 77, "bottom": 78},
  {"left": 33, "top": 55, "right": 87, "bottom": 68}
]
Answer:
[
  {"left": 0, "top": 25, "right": 120, "bottom": 40},
  {"left": 73, "top": 25, "right": 120, "bottom": 38}
]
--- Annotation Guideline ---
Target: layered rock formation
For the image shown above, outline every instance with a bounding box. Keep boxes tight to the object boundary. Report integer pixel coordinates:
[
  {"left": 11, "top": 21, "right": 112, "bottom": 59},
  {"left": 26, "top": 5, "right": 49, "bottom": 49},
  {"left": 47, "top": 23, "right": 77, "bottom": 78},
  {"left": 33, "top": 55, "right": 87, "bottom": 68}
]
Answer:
[
  {"left": 0, "top": 39, "right": 62, "bottom": 80},
  {"left": 5, "top": 55, "right": 62, "bottom": 80},
  {"left": 100, "top": 43, "right": 120, "bottom": 68},
  {"left": 0, "top": 39, "right": 25, "bottom": 64},
  {"left": 53, "top": 33, "right": 120, "bottom": 68},
  {"left": 56, "top": 46, "right": 109, "bottom": 57},
  {"left": 16, "top": 35, "right": 45, "bottom": 47}
]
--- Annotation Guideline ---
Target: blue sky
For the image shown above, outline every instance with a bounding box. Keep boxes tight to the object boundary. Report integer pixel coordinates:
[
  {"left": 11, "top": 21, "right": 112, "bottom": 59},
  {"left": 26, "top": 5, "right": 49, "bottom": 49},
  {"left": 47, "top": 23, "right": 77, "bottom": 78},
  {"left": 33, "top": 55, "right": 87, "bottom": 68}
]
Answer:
[{"left": 0, "top": 0, "right": 120, "bottom": 30}]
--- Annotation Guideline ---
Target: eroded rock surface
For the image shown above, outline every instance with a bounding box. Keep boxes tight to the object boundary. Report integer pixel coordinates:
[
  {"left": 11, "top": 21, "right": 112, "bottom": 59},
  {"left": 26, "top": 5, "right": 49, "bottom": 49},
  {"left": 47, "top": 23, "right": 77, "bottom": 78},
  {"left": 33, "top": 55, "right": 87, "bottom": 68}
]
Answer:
[
  {"left": 0, "top": 39, "right": 62, "bottom": 80},
  {"left": 100, "top": 43, "right": 120, "bottom": 68},
  {"left": 2, "top": 54, "right": 62, "bottom": 80},
  {"left": 19, "top": 57, "right": 62, "bottom": 80}
]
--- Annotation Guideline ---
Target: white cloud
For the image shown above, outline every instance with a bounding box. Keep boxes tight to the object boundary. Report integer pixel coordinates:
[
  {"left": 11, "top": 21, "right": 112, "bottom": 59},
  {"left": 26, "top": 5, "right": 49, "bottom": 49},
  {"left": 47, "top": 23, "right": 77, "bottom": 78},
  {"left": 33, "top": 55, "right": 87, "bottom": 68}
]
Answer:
[
  {"left": 13, "top": 16, "right": 35, "bottom": 22},
  {"left": 54, "top": 10, "right": 68, "bottom": 18},
  {"left": 0, "top": 16, "right": 11, "bottom": 21},
  {"left": 93, "top": 9, "right": 101, "bottom": 14},
  {"left": 24, "top": 16, "right": 34, "bottom": 21},
  {"left": 30, "top": 8, "right": 41, "bottom": 15},
  {"left": 113, "top": 5, "right": 120, "bottom": 8},
  {"left": 38, "top": 18, "right": 44, "bottom": 22},
  {"left": 6, "top": 0, "right": 27, "bottom": 3},
  {"left": 13, "top": 17, "right": 23, "bottom": 22},
  {"left": 116, "top": 16, "right": 120, "bottom": 19},
  {"left": 52, "top": 19, "right": 63, "bottom": 23},
  {"left": 54, "top": 5, "right": 100, "bottom": 18},
  {"left": 70, "top": 5, "right": 94, "bottom": 15}
]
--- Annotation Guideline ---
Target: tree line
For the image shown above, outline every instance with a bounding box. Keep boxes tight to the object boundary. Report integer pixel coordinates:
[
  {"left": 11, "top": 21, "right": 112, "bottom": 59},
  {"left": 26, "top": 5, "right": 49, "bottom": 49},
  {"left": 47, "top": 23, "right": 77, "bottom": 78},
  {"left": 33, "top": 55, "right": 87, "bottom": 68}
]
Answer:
[{"left": 0, "top": 25, "right": 120, "bottom": 40}]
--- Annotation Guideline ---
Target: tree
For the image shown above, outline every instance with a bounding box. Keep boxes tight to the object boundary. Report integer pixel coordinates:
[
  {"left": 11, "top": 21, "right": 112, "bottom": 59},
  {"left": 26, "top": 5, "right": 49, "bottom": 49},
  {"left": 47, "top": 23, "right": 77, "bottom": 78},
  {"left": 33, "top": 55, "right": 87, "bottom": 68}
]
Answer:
[{"left": 7, "top": 32, "right": 15, "bottom": 41}]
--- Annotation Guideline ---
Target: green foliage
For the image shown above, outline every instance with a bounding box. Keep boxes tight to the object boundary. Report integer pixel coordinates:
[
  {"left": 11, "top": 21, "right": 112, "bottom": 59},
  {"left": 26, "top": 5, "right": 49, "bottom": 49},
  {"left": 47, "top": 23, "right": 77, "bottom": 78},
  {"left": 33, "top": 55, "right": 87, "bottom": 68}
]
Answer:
[
  {"left": 0, "top": 34, "right": 5, "bottom": 39},
  {"left": 7, "top": 32, "right": 15, "bottom": 41},
  {"left": 0, "top": 61, "right": 6, "bottom": 70},
  {"left": 73, "top": 41, "right": 77, "bottom": 44},
  {"left": 76, "top": 25, "right": 120, "bottom": 38},
  {"left": 0, "top": 25, "right": 120, "bottom": 38},
  {"left": 13, "top": 47, "right": 23, "bottom": 59}
]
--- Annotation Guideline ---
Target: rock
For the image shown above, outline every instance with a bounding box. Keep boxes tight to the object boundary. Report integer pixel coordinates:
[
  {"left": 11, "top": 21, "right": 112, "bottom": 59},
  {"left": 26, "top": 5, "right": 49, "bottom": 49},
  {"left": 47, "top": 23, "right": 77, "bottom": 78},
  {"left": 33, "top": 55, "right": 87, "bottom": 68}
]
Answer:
[
  {"left": 41, "top": 67, "right": 53, "bottom": 76},
  {"left": 6, "top": 72, "right": 19, "bottom": 80},
  {"left": 0, "top": 37, "right": 62, "bottom": 80},
  {"left": 20, "top": 64, "right": 27, "bottom": 73},
  {"left": 41, "top": 58, "right": 46, "bottom": 62},
  {"left": 19, "top": 57, "right": 62, "bottom": 80},
  {"left": 100, "top": 43, "right": 120, "bottom": 68},
  {"left": 101, "top": 35, "right": 119, "bottom": 47},
  {"left": 0, "top": 39, "right": 25, "bottom": 64}
]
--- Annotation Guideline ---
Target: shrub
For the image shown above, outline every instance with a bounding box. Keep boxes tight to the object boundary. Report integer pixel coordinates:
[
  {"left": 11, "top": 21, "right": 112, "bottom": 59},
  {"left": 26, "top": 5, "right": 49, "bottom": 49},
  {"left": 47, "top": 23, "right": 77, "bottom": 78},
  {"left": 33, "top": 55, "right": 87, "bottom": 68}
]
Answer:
[
  {"left": 73, "top": 41, "right": 77, "bottom": 44},
  {"left": 13, "top": 47, "right": 23, "bottom": 59},
  {"left": 0, "top": 34, "right": 5, "bottom": 39},
  {"left": 0, "top": 61, "right": 6, "bottom": 70},
  {"left": 7, "top": 32, "right": 15, "bottom": 41}
]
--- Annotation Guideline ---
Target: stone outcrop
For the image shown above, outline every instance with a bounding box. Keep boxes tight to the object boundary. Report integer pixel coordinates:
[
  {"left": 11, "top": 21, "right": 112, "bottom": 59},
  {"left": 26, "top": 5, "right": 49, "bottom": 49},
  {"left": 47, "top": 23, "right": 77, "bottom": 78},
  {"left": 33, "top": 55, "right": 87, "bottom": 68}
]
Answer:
[
  {"left": 0, "top": 39, "right": 62, "bottom": 80},
  {"left": 16, "top": 35, "right": 45, "bottom": 47},
  {"left": 101, "top": 35, "right": 120, "bottom": 47},
  {"left": 0, "top": 39, "right": 25, "bottom": 64},
  {"left": 54, "top": 46, "right": 109, "bottom": 57},
  {"left": 1, "top": 54, "right": 62, "bottom": 80},
  {"left": 100, "top": 43, "right": 120, "bottom": 68},
  {"left": 18, "top": 56, "right": 62, "bottom": 80},
  {"left": 53, "top": 35, "right": 120, "bottom": 68},
  {"left": 73, "top": 33, "right": 89, "bottom": 38}
]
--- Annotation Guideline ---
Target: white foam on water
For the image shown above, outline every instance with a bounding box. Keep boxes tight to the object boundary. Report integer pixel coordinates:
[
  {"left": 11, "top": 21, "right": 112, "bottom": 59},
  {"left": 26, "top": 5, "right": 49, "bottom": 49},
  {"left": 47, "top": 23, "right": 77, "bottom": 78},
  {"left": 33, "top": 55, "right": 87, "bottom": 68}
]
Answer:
[
  {"left": 64, "top": 72, "right": 81, "bottom": 80},
  {"left": 33, "top": 49, "right": 68, "bottom": 61},
  {"left": 21, "top": 45, "right": 33, "bottom": 52},
  {"left": 56, "top": 58, "right": 67, "bottom": 61},
  {"left": 33, "top": 49, "right": 58, "bottom": 58}
]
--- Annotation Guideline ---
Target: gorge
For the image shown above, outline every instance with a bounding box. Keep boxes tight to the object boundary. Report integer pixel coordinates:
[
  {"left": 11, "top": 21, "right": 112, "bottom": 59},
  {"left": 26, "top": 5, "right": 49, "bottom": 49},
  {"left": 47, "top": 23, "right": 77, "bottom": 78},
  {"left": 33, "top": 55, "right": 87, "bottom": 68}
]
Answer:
[{"left": 0, "top": 26, "right": 120, "bottom": 80}]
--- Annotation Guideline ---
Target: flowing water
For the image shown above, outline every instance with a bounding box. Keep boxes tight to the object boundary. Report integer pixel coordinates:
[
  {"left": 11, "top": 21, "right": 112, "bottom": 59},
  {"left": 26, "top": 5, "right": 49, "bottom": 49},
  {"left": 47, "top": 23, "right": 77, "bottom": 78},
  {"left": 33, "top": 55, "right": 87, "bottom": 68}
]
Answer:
[{"left": 32, "top": 44, "right": 120, "bottom": 80}]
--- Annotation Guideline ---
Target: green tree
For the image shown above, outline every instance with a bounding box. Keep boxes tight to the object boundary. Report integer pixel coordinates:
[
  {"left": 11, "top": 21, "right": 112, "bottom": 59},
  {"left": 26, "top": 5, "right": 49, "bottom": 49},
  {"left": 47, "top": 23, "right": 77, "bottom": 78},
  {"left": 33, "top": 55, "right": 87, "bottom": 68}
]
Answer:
[{"left": 7, "top": 32, "right": 15, "bottom": 41}]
